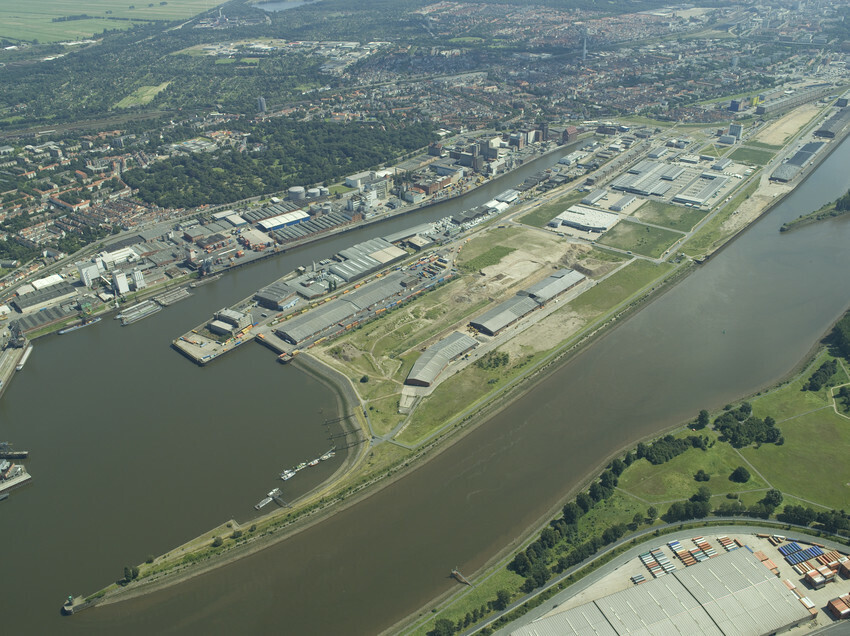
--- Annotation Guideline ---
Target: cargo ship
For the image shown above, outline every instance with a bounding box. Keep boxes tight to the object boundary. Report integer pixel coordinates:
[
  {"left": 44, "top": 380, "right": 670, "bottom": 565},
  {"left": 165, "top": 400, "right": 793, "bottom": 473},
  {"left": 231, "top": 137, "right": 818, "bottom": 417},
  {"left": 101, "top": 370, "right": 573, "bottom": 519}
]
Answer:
[
  {"left": 189, "top": 274, "right": 221, "bottom": 288},
  {"left": 15, "top": 343, "right": 33, "bottom": 371},
  {"left": 120, "top": 300, "right": 162, "bottom": 326},
  {"left": 58, "top": 316, "right": 101, "bottom": 335}
]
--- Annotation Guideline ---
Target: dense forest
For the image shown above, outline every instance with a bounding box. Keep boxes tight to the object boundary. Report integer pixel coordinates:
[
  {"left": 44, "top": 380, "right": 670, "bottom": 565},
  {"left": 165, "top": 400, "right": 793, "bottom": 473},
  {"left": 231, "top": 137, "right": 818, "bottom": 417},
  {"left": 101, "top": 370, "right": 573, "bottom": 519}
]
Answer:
[{"left": 123, "top": 117, "right": 436, "bottom": 207}]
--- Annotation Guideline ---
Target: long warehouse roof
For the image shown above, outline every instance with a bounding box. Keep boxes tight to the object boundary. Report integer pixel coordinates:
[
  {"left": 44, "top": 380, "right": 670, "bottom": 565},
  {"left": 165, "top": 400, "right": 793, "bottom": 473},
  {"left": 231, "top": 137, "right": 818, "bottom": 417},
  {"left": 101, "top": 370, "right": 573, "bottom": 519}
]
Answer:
[{"left": 406, "top": 332, "right": 478, "bottom": 386}]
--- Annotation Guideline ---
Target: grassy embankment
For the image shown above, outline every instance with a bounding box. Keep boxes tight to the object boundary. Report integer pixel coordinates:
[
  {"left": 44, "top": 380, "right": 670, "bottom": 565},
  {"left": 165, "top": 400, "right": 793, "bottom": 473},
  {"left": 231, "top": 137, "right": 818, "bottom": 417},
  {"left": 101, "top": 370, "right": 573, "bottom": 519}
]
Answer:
[
  {"left": 517, "top": 191, "right": 584, "bottom": 228},
  {"left": 408, "top": 348, "right": 850, "bottom": 635}
]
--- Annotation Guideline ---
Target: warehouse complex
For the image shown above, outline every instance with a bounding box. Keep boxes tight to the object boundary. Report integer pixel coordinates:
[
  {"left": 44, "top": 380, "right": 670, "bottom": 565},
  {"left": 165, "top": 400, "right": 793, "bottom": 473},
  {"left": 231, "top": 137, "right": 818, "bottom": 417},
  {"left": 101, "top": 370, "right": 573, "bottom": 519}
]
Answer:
[
  {"left": 470, "top": 269, "right": 585, "bottom": 336},
  {"left": 549, "top": 206, "right": 619, "bottom": 233},
  {"left": 276, "top": 270, "right": 414, "bottom": 345},
  {"left": 405, "top": 332, "right": 478, "bottom": 387},
  {"left": 511, "top": 548, "right": 811, "bottom": 636},
  {"left": 770, "top": 142, "right": 824, "bottom": 183}
]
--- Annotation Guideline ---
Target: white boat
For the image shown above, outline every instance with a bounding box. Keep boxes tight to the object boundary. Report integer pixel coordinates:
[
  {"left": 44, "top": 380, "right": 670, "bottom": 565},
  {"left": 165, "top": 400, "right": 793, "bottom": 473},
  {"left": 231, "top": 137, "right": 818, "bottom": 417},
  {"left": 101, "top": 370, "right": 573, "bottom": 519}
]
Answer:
[
  {"left": 267, "top": 488, "right": 281, "bottom": 498},
  {"left": 280, "top": 469, "right": 296, "bottom": 481},
  {"left": 307, "top": 458, "right": 319, "bottom": 467},
  {"left": 16, "top": 344, "right": 33, "bottom": 372}
]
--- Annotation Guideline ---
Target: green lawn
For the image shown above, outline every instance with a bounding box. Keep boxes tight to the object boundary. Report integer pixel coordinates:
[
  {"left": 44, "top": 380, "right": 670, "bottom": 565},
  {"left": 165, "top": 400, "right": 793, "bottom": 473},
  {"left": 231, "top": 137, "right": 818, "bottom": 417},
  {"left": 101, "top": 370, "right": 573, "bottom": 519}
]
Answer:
[
  {"left": 459, "top": 246, "right": 516, "bottom": 273},
  {"left": 596, "top": 221, "right": 683, "bottom": 258},
  {"left": 632, "top": 200, "right": 705, "bottom": 232},
  {"left": 113, "top": 82, "right": 170, "bottom": 108},
  {"left": 739, "top": 408, "right": 850, "bottom": 510},
  {"left": 518, "top": 191, "right": 584, "bottom": 228},
  {"left": 747, "top": 140, "right": 782, "bottom": 151},
  {"left": 0, "top": 0, "right": 218, "bottom": 42},
  {"left": 568, "top": 260, "right": 672, "bottom": 316},
  {"left": 729, "top": 147, "right": 774, "bottom": 166},
  {"left": 699, "top": 144, "right": 723, "bottom": 158},
  {"left": 618, "top": 441, "right": 770, "bottom": 503}
]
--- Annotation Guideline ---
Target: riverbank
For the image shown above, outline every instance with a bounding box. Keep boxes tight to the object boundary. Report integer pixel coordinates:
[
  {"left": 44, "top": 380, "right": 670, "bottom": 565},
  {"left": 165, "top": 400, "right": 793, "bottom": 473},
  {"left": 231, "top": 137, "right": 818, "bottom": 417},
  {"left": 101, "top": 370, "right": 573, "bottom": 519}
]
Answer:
[{"left": 781, "top": 198, "right": 850, "bottom": 232}]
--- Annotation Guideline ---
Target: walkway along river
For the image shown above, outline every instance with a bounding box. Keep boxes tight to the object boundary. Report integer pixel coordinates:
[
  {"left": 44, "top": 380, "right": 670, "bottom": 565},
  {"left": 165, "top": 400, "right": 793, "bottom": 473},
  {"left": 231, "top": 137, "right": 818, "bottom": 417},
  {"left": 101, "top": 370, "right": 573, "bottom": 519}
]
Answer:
[
  {"left": 2, "top": 136, "right": 850, "bottom": 633},
  {"left": 68, "top": 135, "right": 850, "bottom": 635}
]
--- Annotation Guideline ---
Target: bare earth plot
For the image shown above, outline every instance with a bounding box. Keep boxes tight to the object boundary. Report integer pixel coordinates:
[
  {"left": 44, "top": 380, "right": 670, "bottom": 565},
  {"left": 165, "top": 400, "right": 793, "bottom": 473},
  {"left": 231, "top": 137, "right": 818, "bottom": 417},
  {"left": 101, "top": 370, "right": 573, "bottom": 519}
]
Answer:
[{"left": 753, "top": 103, "right": 822, "bottom": 147}]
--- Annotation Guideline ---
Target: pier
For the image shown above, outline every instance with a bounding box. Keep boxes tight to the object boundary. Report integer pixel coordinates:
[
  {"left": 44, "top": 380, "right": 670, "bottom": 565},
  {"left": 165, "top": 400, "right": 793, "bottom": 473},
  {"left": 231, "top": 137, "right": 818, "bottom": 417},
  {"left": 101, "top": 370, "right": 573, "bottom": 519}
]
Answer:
[{"left": 0, "top": 443, "right": 28, "bottom": 460}]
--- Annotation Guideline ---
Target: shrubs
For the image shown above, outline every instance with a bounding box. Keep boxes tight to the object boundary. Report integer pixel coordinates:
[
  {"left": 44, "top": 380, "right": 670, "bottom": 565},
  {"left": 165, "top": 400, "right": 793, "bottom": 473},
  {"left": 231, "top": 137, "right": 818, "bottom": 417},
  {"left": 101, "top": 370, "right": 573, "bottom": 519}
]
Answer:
[{"left": 802, "top": 359, "right": 837, "bottom": 391}]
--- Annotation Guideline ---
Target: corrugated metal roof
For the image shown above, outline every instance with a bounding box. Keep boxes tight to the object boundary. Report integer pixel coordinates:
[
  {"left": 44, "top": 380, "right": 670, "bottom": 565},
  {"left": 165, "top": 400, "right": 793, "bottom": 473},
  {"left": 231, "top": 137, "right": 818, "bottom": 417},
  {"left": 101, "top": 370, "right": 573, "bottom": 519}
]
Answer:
[
  {"left": 276, "top": 299, "right": 359, "bottom": 344},
  {"left": 522, "top": 269, "right": 585, "bottom": 304},
  {"left": 470, "top": 296, "right": 539, "bottom": 335},
  {"left": 511, "top": 603, "right": 617, "bottom": 636},
  {"left": 511, "top": 548, "right": 808, "bottom": 636},
  {"left": 406, "top": 332, "right": 478, "bottom": 386}
]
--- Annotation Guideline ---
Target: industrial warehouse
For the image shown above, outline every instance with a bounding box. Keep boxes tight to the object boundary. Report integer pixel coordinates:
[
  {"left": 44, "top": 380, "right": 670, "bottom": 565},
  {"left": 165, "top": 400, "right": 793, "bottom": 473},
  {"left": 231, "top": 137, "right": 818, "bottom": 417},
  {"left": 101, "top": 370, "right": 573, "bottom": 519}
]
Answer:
[
  {"left": 770, "top": 142, "right": 824, "bottom": 183},
  {"left": 469, "top": 269, "right": 585, "bottom": 336},
  {"left": 511, "top": 548, "right": 813, "bottom": 636},
  {"left": 405, "top": 331, "right": 478, "bottom": 387},
  {"left": 276, "top": 270, "right": 414, "bottom": 345}
]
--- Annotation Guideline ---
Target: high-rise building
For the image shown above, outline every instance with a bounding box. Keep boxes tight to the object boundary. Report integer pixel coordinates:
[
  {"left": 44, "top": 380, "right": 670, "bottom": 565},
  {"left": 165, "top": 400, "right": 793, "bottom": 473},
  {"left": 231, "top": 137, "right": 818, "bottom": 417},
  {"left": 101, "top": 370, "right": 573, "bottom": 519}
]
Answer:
[
  {"left": 257, "top": 96, "right": 267, "bottom": 113},
  {"left": 131, "top": 268, "right": 146, "bottom": 291},
  {"left": 113, "top": 272, "right": 130, "bottom": 295},
  {"left": 729, "top": 123, "right": 744, "bottom": 140}
]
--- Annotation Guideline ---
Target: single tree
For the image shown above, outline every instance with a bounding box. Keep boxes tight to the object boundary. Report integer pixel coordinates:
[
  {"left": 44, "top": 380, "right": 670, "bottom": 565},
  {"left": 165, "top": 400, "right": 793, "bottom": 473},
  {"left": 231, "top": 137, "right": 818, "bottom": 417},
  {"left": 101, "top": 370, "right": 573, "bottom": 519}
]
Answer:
[
  {"left": 730, "top": 466, "right": 751, "bottom": 483},
  {"left": 647, "top": 506, "right": 658, "bottom": 522}
]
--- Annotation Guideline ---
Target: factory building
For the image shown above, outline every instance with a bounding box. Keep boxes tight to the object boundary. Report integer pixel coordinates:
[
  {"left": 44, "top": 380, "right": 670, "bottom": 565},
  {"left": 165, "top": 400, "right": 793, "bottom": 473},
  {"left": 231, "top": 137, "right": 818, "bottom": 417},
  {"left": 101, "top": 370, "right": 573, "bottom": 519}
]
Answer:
[
  {"left": 131, "top": 269, "right": 146, "bottom": 291},
  {"left": 511, "top": 548, "right": 811, "bottom": 636},
  {"left": 756, "top": 83, "right": 834, "bottom": 115},
  {"left": 729, "top": 123, "right": 744, "bottom": 140},
  {"left": 257, "top": 210, "right": 310, "bottom": 232},
  {"left": 254, "top": 280, "right": 298, "bottom": 310},
  {"left": 328, "top": 238, "right": 406, "bottom": 282},
  {"left": 610, "top": 161, "right": 673, "bottom": 197},
  {"left": 11, "top": 281, "right": 77, "bottom": 313},
  {"left": 610, "top": 195, "right": 636, "bottom": 212},
  {"left": 712, "top": 158, "right": 733, "bottom": 171},
  {"left": 405, "top": 332, "right": 479, "bottom": 387},
  {"left": 519, "top": 269, "right": 585, "bottom": 304},
  {"left": 214, "top": 308, "right": 252, "bottom": 330},
  {"left": 672, "top": 173, "right": 729, "bottom": 206},
  {"left": 112, "top": 272, "right": 130, "bottom": 295},
  {"left": 551, "top": 205, "right": 619, "bottom": 233},
  {"left": 276, "top": 272, "right": 409, "bottom": 345},
  {"left": 581, "top": 189, "right": 608, "bottom": 206}
]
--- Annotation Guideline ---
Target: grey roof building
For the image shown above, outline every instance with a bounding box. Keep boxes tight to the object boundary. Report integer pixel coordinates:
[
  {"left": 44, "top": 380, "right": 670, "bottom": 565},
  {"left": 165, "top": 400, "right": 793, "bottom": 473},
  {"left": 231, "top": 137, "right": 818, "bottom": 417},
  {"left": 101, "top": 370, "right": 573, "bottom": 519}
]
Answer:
[
  {"left": 470, "top": 296, "right": 540, "bottom": 336},
  {"left": 12, "top": 281, "right": 76, "bottom": 313},
  {"left": 520, "top": 269, "right": 585, "bottom": 304},
  {"left": 276, "top": 300, "right": 360, "bottom": 345},
  {"left": 511, "top": 548, "right": 810, "bottom": 636},
  {"left": 405, "top": 332, "right": 478, "bottom": 387},
  {"left": 255, "top": 280, "right": 298, "bottom": 310}
]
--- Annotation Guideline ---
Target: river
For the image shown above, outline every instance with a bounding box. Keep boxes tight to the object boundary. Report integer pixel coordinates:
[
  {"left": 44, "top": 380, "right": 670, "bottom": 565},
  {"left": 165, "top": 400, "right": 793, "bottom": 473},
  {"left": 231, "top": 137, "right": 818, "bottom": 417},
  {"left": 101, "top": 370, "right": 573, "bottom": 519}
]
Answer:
[
  {"left": 64, "top": 136, "right": 850, "bottom": 634},
  {"left": 0, "top": 143, "right": 589, "bottom": 633},
  {"left": 2, "top": 137, "right": 849, "bottom": 634}
]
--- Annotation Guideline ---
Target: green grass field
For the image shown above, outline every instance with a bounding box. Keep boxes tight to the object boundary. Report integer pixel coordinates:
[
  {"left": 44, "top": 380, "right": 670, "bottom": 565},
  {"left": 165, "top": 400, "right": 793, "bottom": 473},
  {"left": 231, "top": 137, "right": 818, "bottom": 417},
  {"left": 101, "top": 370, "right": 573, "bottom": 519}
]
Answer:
[
  {"left": 0, "top": 0, "right": 219, "bottom": 42},
  {"left": 568, "top": 260, "right": 672, "bottom": 316},
  {"left": 518, "top": 191, "right": 584, "bottom": 228},
  {"left": 698, "top": 144, "right": 723, "bottom": 158},
  {"left": 596, "top": 221, "right": 683, "bottom": 258},
  {"left": 632, "top": 200, "right": 705, "bottom": 232},
  {"left": 113, "top": 82, "right": 170, "bottom": 108},
  {"left": 459, "top": 246, "right": 516, "bottom": 273},
  {"left": 729, "top": 147, "right": 774, "bottom": 166}
]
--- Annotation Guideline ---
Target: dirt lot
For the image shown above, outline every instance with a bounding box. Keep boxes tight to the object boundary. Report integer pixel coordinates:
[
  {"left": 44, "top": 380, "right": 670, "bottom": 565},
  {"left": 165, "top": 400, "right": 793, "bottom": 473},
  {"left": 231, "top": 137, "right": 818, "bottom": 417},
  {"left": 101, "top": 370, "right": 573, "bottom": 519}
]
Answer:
[{"left": 754, "top": 103, "right": 822, "bottom": 147}]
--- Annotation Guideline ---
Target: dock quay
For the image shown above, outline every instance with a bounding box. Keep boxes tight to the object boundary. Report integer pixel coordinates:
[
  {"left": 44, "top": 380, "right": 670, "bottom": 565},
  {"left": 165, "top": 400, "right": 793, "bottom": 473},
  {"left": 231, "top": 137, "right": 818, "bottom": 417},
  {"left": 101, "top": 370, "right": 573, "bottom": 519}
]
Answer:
[
  {"left": 154, "top": 287, "right": 192, "bottom": 307},
  {"left": 0, "top": 346, "right": 25, "bottom": 401},
  {"left": 451, "top": 568, "right": 472, "bottom": 586},
  {"left": 120, "top": 300, "right": 162, "bottom": 326}
]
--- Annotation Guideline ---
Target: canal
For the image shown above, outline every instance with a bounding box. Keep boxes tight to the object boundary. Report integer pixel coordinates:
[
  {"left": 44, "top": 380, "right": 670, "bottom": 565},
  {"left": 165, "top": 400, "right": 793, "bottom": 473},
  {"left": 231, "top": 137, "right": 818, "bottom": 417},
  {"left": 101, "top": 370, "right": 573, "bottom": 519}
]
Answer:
[{"left": 3, "top": 136, "right": 850, "bottom": 634}]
